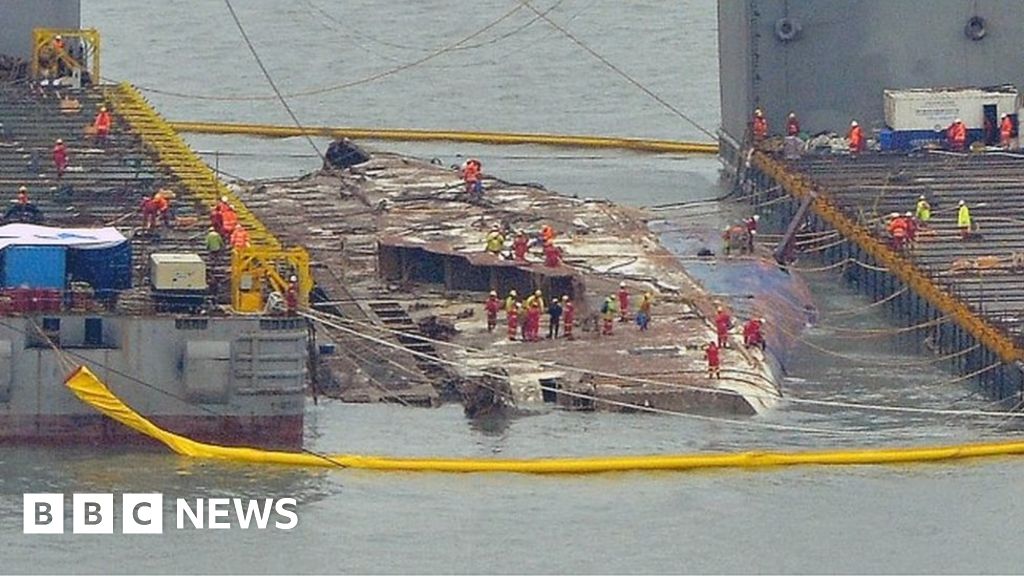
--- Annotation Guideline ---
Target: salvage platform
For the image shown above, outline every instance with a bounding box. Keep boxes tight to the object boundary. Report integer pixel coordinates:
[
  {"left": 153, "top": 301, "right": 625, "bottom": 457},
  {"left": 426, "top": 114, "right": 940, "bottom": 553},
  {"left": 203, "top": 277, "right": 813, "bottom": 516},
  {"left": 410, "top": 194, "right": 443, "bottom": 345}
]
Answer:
[{"left": 745, "top": 149, "right": 1024, "bottom": 400}]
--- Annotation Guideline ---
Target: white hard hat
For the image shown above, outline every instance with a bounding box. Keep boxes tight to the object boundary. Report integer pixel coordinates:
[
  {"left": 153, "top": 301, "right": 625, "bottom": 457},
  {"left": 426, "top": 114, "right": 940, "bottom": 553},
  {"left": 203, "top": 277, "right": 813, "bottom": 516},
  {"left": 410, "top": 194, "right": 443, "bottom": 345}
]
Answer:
[
  {"left": 753, "top": 214, "right": 760, "bottom": 220},
  {"left": 919, "top": 194, "right": 926, "bottom": 200},
  {"left": 221, "top": 196, "right": 229, "bottom": 202},
  {"left": 1002, "top": 113, "right": 1008, "bottom": 119},
  {"left": 959, "top": 200, "right": 965, "bottom": 206},
  {"left": 619, "top": 281, "right": 626, "bottom": 288},
  {"left": 509, "top": 289, "right": 517, "bottom": 296},
  {"left": 289, "top": 275, "right": 297, "bottom": 282},
  {"left": 851, "top": 120, "right": 858, "bottom": 127},
  {"left": 561, "top": 295, "right": 569, "bottom": 301},
  {"left": 955, "top": 118, "right": 962, "bottom": 123},
  {"left": 905, "top": 212, "right": 913, "bottom": 217},
  {"left": 489, "top": 290, "right": 496, "bottom": 296}
]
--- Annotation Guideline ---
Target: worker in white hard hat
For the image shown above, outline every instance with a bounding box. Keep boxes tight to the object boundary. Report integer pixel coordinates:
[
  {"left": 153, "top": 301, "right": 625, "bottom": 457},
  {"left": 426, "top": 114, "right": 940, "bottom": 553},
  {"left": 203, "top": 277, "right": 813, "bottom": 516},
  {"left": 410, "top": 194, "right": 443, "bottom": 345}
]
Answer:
[
  {"left": 743, "top": 316, "right": 766, "bottom": 351},
  {"left": 848, "top": 120, "right": 865, "bottom": 154},
  {"left": 752, "top": 108, "right": 768, "bottom": 141},
  {"left": 284, "top": 274, "right": 299, "bottom": 316},
  {"left": 915, "top": 194, "right": 931, "bottom": 226},
  {"left": 617, "top": 282, "right": 630, "bottom": 322},
  {"left": 958, "top": 199, "right": 972, "bottom": 240},
  {"left": 947, "top": 117, "right": 967, "bottom": 151},
  {"left": 484, "top": 290, "right": 501, "bottom": 333}
]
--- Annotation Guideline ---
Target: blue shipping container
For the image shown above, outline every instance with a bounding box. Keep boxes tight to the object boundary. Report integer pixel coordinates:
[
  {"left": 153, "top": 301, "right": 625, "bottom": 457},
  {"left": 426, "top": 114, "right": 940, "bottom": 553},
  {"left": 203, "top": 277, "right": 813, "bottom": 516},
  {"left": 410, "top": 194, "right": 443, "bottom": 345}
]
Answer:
[
  {"left": 67, "top": 242, "right": 132, "bottom": 294},
  {"left": 1, "top": 245, "right": 67, "bottom": 289}
]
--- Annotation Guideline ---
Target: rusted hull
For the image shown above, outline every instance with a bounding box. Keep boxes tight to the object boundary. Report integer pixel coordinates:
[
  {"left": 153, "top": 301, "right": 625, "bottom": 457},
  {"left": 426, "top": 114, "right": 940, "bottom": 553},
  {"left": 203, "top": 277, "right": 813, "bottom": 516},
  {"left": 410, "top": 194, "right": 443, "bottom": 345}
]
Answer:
[{"left": 0, "top": 414, "right": 304, "bottom": 450}]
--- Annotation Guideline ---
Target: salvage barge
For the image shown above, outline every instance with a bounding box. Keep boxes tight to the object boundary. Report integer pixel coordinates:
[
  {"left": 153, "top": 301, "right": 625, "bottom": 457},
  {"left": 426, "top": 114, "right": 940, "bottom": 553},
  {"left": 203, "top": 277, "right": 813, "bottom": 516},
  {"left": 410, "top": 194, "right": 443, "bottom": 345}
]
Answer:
[
  {"left": 742, "top": 149, "right": 1024, "bottom": 401},
  {"left": 233, "top": 148, "right": 784, "bottom": 416}
]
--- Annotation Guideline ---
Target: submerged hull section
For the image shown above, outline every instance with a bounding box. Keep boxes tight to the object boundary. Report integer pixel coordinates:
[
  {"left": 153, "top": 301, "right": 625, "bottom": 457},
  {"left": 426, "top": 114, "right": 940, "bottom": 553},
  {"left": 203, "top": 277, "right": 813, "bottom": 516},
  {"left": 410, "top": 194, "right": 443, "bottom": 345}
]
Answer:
[{"left": 0, "top": 315, "right": 308, "bottom": 449}]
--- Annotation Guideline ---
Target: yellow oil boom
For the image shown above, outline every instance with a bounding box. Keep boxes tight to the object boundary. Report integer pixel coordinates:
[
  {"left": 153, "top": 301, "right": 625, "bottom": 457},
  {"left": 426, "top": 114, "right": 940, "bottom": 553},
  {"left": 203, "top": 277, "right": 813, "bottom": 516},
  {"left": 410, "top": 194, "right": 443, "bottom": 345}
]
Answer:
[
  {"left": 31, "top": 28, "right": 100, "bottom": 84},
  {"left": 231, "top": 246, "right": 312, "bottom": 313}
]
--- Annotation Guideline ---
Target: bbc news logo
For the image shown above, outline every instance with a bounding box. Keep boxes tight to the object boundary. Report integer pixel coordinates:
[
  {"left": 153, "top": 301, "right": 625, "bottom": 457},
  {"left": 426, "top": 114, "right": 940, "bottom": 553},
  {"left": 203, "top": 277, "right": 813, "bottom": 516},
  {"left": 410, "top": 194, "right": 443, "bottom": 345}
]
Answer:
[{"left": 23, "top": 493, "right": 298, "bottom": 534}]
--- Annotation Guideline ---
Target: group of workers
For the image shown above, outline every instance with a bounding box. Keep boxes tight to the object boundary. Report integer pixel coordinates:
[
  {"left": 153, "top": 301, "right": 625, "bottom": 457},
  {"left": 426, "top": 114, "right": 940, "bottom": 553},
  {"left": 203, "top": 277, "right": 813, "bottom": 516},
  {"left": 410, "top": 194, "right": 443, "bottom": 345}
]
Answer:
[
  {"left": 884, "top": 195, "right": 974, "bottom": 247},
  {"left": 754, "top": 108, "right": 1018, "bottom": 154},
  {"left": 460, "top": 158, "right": 484, "bottom": 199},
  {"left": 208, "top": 195, "right": 249, "bottom": 251},
  {"left": 487, "top": 283, "right": 657, "bottom": 343},
  {"left": 487, "top": 289, "right": 576, "bottom": 342},
  {"left": 704, "top": 306, "right": 766, "bottom": 379},
  {"left": 485, "top": 223, "right": 563, "bottom": 267}
]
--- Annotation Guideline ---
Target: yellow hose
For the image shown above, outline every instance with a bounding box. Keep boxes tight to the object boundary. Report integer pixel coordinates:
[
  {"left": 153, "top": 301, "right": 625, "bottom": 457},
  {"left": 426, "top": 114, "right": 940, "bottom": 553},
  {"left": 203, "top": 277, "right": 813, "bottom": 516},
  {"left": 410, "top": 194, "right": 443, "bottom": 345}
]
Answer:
[
  {"left": 65, "top": 365, "right": 1024, "bottom": 474},
  {"left": 166, "top": 120, "right": 719, "bottom": 154}
]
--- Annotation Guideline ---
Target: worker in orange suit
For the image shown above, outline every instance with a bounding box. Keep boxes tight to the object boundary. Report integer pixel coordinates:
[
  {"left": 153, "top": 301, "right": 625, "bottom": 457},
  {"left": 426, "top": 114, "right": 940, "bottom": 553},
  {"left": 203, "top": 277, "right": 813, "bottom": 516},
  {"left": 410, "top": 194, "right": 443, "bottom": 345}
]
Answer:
[
  {"left": 93, "top": 105, "right": 111, "bottom": 145},
  {"left": 848, "top": 120, "right": 865, "bottom": 154},
  {"left": 752, "top": 108, "right": 768, "bottom": 141},
  {"left": 52, "top": 138, "right": 68, "bottom": 180},
  {"left": 540, "top": 224, "right": 556, "bottom": 244},
  {"left": 705, "top": 341, "right": 721, "bottom": 379},
  {"left": 714, "top": 306, "right": 732, "bottom": 348},
  {"left": 220, "top": 203, "right": 239, "bottom": 242},
  {"left": 151, "top": 190, "right": 173, "bottom": 228},
  {"left": 561, "top": 295, "right": 575, "bottom": 340},
  {"left": 786, "top": 112, "right": 800, "bottom": 137},
  {"left": 947, "top": 118, "right": 967, "bottom": 151},
  {"left": 1000, "top": 113, "right": 1014, "bottom": 149},
  {"left": 140, "top": 195, "right": 158, "bottom": 230},
  {"left": 230, "top": 224, "right": 250, "bottom": 250},
  {"left": 887, "top": 212, "right": 909, "bottom": 251},
  {"left": 484, "top": 290, "right": 500, "bottom": 333}
]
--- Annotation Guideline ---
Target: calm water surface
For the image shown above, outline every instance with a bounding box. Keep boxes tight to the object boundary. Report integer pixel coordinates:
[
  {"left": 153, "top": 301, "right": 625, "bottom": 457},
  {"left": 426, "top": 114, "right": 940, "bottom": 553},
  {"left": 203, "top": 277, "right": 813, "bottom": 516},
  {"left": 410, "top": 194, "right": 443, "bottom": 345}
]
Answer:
[{"left": 2, "top": 2, "right": 1021, "bottom": 573}]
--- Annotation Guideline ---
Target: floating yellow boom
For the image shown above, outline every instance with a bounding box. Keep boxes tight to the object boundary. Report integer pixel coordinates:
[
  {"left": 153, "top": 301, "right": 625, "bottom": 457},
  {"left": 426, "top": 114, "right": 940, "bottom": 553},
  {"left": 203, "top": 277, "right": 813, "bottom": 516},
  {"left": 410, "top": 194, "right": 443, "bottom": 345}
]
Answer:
[
  {"left": 65, "top": 365, "right": 1024, "bottom": 474},
  {"left": 167, "top": 120, "right": 719, "bottom": 155}
]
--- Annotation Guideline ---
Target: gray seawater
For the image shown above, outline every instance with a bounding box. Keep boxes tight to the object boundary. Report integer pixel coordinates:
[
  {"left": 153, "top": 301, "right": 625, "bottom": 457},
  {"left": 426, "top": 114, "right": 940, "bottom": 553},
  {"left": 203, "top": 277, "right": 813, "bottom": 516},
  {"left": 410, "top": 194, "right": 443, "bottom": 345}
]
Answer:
[{"left": 3, "top": 1, "right": 1024, "bottom": 573}]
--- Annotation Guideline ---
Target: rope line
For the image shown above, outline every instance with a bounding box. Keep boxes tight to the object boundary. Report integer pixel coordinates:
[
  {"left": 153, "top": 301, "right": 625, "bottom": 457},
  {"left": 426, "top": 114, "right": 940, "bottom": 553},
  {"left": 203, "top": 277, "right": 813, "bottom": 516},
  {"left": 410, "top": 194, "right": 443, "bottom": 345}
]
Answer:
[
  {"left": 122, "top": 3, "right": 527, "bottom": 101},
  {"left": 223, "top": 0, "right": 325, "bottom": 163},
  {"left": 300, "top": 308, "right": 1019, "bottom": 421},
  {"left": 518, "top": 0, "right": 716, "bottom": 140}
]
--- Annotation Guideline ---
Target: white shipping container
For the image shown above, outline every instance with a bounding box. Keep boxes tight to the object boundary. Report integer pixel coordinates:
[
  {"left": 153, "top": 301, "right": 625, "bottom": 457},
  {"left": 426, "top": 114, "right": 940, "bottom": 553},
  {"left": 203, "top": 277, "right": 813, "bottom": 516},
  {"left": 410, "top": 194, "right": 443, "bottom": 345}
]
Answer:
[
  {"left": 884, "top": 87, "right": 1020, "bottom": 131},
  {"left": 150, "top": 253, "right": 207, "bottom": 291}
]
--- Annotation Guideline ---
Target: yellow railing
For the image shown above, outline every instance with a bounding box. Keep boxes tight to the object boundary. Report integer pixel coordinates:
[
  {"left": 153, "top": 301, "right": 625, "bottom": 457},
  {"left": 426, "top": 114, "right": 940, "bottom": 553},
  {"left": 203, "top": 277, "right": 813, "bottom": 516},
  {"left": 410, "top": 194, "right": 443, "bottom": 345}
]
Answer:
[
  {"left": 107, "top": 82, "right": 280, "bottom": 249},
  {"left": 754, "top": 151, "right": 1023, "bottom": 363}
]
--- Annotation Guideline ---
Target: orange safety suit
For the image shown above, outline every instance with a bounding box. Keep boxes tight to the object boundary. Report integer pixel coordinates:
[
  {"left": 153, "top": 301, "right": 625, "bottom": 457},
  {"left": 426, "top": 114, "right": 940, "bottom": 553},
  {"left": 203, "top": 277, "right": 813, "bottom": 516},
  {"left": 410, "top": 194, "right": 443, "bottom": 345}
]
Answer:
[
  {"left": 1001, "top": 116, "right": 1014, "bottom": 148},
  {"left": 94, "top": 110, "right": 111, "bottom": 137},
  {"left": 848, "top": 125, "right": 864, "bottom": 154},
  {"left": 947, "top": 121, "right": 967, "bottom": 151},
  {"left": 230, "top": 226, "right": 250, "bottom": 249}
]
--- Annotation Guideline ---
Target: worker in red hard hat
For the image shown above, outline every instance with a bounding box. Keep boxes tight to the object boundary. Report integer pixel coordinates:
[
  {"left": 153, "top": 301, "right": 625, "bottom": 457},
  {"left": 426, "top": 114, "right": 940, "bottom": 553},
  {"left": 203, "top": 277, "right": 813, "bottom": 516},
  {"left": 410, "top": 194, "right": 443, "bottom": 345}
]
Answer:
[
  {"left": 484, "top": 290, "right": 500, "bottom": 333},
  {"left": 947, "top": 118, "right": 967, "bottom": 151},
  {"left": 1000, "top": 113, "right": 1014, "bottom": 149},
  {"left": 848, "top": 120, "right": 865, "bottom": 154}
]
